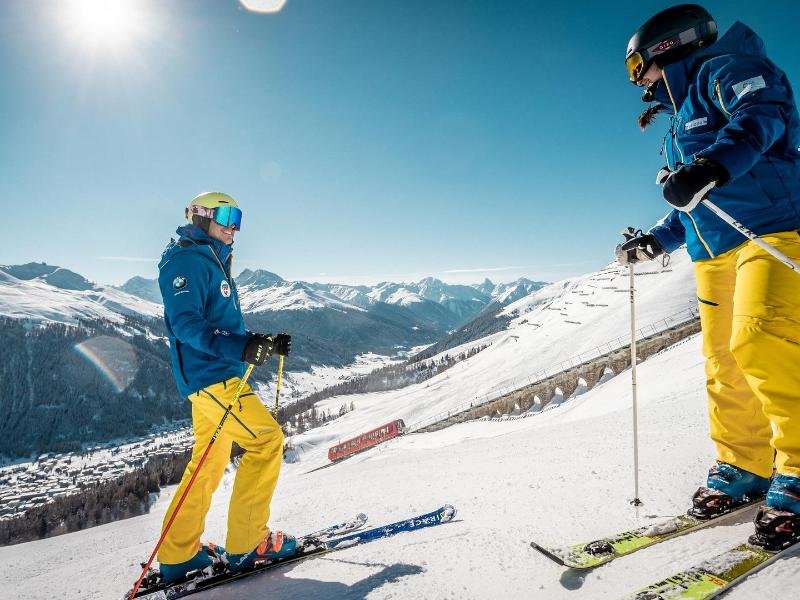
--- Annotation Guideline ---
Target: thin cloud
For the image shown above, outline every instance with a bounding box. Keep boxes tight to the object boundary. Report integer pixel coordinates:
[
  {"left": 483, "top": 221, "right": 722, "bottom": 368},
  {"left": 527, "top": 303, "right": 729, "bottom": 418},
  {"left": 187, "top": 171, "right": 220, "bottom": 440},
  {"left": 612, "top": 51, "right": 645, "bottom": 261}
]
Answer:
[
  {"left": 443, "top": 266, "right": 521, "bottom": 274},
  {"left": 98, "top": 256, "right": 157, "bottom": 262}
]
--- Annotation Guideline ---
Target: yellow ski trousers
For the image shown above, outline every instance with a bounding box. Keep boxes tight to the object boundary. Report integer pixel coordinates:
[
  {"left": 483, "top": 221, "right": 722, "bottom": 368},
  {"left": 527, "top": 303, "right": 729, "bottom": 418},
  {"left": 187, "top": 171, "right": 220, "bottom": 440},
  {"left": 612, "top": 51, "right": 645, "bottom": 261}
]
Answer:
[
  {"left": 695, "top": 231, "right": 800, "bottom": 479},
  {"left": 157, "top": 377, "right": 284, "bottom": 564}
]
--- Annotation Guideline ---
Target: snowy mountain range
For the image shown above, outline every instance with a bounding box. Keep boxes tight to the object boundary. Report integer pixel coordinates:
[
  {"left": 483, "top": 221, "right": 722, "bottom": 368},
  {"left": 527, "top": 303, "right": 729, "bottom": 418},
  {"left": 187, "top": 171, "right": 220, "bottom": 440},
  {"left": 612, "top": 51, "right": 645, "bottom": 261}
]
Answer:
[
  {"left": 0, "top": 261, "right": 545, "bottom": 341},
  {"left": 0, "top": 263, "right": 162, "bottom": 324},
  {"left": 0, "top": 261, "right": 546, "bottom": 457},
  {"left": 118, "top": 268, "right": 547, "bottom": 329}
]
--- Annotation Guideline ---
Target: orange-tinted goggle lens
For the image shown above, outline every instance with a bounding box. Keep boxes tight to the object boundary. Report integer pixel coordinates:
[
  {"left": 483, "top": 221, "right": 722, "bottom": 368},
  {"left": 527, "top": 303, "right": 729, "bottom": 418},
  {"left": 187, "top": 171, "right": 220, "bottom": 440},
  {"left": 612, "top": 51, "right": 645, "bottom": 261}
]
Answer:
[{"left": 626, "top": 52, "right": 645, "bottom": 83}]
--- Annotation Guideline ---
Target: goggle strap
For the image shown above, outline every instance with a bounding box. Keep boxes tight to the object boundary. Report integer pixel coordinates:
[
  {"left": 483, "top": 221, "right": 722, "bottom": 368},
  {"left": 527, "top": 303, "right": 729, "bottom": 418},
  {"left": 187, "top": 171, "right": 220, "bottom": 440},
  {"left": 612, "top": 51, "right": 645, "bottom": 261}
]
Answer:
[{"left": 186, "top": 205, "right": 216, "bottom": 220}]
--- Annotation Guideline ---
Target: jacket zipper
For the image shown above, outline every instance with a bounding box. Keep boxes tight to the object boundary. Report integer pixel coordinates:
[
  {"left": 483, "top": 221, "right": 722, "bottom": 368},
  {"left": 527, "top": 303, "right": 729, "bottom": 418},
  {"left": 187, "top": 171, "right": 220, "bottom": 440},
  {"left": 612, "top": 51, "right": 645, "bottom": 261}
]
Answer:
[
  {"left": 661, "top": 69, "right": 685, "bottom": 165},
  {"left": 713, "top": 80, "right": 733, "bottom": 118},
  {"left": 663, "top": 68, "right": 713, "bottom": 254},
  {"left": 686, "top": 212, "right": 715, "bottom": 258},
  {"left": 208, "top": 247, "right": 239, "bottom": 310}
]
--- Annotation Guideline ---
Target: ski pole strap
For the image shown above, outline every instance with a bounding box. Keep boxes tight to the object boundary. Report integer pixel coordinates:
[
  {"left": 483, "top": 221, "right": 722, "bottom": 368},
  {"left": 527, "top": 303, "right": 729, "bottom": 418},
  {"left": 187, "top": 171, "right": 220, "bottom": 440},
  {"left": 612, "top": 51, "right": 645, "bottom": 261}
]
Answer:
[{"left": 701, "top": 199, "right": 800, "bottom": 273}]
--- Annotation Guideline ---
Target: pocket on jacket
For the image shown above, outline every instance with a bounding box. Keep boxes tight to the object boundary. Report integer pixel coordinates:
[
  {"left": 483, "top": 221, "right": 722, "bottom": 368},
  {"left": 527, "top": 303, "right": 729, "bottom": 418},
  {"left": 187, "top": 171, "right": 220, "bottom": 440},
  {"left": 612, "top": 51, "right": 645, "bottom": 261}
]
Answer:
[{"left": 748, "top": 159, "right": 793, "bottom": 205}]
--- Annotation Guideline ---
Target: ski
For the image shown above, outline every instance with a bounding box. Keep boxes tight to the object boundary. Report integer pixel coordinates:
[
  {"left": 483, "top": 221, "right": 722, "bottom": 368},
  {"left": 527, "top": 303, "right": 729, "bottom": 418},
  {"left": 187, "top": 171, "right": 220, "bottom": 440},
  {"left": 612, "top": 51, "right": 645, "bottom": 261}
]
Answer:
[
  {"left": 530, "top": 500, "right": 759, "bottom": 570},
  {"left": 305, "top": 511, "right": 368, "bottom": 540},
  {"left": 128, "top": 505, "right": 456, "bottom": 599},
  {"left": 620, "top": 507, "right": 800, "bottom": 599},
  {"left": 127, "top": 511, "right": 367, "bottom": 599},
  {"left": 620, "top": 539, "right": 800, "bottom": 599}
]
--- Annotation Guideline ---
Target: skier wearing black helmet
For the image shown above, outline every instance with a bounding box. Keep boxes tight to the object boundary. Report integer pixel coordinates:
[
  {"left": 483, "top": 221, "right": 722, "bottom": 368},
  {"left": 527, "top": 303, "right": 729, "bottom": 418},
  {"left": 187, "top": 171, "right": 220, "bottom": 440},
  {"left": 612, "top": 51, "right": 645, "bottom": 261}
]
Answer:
[{"left": 615, "top": 4, "right": 800, "bottom": 546}]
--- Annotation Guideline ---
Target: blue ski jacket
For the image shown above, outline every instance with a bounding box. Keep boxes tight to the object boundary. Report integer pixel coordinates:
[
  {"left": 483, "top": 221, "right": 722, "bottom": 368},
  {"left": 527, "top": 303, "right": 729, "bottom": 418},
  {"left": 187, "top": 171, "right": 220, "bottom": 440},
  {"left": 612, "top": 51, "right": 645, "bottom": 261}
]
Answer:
[
  {"left": 158, "top": 225, "right": 248, "bottom": 397},
  {"left": 647, "top": 22, "right": 800, "bottom": 261}
]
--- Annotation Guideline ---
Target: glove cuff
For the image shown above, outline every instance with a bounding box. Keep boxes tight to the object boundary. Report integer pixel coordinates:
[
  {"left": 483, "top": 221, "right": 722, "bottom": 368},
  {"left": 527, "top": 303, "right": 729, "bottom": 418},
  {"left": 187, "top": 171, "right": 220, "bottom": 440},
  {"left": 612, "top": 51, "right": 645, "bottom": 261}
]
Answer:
[{"left": 694, "top": 157, "right": 730, "bottom": 186}]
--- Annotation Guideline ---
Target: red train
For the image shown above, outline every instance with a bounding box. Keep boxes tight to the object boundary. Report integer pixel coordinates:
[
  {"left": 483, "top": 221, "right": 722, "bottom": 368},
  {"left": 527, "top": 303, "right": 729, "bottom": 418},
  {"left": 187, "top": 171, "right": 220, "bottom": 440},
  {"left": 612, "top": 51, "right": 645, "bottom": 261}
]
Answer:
[{"left": 327, "top": 419, "right": 406, "bottom": 462}]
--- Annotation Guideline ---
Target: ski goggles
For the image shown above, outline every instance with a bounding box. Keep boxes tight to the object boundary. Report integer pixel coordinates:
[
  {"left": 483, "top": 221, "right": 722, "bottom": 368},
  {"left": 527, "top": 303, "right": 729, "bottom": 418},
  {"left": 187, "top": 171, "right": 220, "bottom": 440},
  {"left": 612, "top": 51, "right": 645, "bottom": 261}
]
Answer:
[
  {"left": 625, "top": 52, "right": 646, "bottom": 84},
  {"left": 186, "top": 205, "right": 243, "bottom": 230}
]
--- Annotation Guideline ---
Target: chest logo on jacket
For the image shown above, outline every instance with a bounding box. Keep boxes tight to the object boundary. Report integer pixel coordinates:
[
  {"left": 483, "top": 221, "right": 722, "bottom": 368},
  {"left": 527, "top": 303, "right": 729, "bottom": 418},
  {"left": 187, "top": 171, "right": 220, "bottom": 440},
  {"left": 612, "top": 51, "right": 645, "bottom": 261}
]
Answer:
[
  {"left": 685, "top": 117, "right": 708, "bottom": 131},
  {"left": 220, "top": 280, "right": 231, "bottom": 298}
]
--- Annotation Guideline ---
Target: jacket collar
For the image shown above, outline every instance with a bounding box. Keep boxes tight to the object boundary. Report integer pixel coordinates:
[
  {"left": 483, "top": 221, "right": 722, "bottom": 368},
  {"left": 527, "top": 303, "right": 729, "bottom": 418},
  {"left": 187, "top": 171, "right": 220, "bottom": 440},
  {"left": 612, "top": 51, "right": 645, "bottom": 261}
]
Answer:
[{"left": 176, "top": 224, "right": 234, "bottom": 267}]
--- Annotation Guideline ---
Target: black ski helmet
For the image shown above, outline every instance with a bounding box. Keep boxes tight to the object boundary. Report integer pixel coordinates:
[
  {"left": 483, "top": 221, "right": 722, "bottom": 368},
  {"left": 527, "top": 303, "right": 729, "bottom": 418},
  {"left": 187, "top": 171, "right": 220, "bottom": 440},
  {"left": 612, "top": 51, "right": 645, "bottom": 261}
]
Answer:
[{"left": 625, "top": 4, "right": 717, "bottom": 84}]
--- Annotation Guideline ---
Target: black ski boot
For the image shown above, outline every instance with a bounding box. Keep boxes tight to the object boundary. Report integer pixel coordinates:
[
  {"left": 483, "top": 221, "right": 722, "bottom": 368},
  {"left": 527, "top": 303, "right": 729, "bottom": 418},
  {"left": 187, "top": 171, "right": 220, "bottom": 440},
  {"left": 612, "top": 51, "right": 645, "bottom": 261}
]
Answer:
[
  {"left": 748, "top": 507, "right": 800, "bottom": 551},
  {"left": 688, "top": 487, "right": 735, "bottom": 519}
]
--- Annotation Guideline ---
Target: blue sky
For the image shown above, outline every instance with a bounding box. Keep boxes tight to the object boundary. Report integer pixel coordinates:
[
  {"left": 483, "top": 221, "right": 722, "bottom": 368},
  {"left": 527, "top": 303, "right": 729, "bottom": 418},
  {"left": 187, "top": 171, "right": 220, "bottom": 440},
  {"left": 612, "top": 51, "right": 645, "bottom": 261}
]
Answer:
[{"left": 2, "top": 1, "right": 799, "bottom": 286}]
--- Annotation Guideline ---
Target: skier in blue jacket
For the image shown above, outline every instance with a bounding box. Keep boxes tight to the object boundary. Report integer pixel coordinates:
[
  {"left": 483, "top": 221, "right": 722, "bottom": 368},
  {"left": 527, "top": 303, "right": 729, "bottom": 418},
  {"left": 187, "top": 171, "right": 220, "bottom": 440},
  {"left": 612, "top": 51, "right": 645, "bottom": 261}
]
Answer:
[
  {"left": 617, "top": 4, "right": 800, "bottom": 541},
  {"left": 155, "top": 192, "right": 296, "bottom": 583}
]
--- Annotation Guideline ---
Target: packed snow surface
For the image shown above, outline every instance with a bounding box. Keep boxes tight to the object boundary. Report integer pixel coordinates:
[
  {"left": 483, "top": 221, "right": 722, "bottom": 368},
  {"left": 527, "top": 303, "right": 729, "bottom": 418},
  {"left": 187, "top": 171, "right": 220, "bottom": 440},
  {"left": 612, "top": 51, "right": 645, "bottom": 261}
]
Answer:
[{"left": 2, "top": 252, "right": 798, "bottom": 599}]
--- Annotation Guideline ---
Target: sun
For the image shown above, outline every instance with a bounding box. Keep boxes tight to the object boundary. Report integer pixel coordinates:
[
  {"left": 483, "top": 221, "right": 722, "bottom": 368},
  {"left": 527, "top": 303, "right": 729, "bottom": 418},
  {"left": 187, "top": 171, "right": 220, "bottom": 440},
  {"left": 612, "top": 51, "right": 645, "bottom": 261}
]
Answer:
[{"left": 61, "top": 0, "right": 149, "bottom": 50}]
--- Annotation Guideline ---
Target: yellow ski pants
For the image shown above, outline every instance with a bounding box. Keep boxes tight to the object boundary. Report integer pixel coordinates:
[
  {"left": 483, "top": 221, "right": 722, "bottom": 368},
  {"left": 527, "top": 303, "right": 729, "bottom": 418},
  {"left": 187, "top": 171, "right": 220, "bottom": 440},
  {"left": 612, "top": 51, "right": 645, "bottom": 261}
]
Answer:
[
  {"left": 695, "top": 231, "right": 800, "bottom": 479},
  {"left": 157, "top": 377, "right": 284, "bottom": 564}
]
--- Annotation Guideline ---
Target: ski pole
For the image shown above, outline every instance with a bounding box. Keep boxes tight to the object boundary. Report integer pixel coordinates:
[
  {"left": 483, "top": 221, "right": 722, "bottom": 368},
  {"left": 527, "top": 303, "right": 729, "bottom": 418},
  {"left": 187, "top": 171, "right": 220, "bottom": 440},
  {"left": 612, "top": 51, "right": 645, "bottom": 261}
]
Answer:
[
  {"left": 274, "top": 354, "right": 284, "bottom": 416},
  {"left": 701, "top": 199, "right": 800, "bottom": 273},
  {"left": 656, "top": 172, "right": 800, "bottom": 273},
  {"left": 620, "top": 227, "right": 643, "bottom": 507},
  {"left": 129, "top": 363, "right": 256, "bottom": 599},
  {"left": 628, "top": 264, "right": 643, "bottom": 507}
]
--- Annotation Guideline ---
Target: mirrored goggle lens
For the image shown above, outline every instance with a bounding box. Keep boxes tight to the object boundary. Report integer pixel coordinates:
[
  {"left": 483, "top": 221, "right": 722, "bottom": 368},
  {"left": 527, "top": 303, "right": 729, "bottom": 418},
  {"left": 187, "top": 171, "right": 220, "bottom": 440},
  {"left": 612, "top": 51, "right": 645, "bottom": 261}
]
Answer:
[
  {"left": 626, "top": 52, "right": 644, "bottom": 83},
  {"left": 213, "top": 206, "right": 243, "bottom": 230}
]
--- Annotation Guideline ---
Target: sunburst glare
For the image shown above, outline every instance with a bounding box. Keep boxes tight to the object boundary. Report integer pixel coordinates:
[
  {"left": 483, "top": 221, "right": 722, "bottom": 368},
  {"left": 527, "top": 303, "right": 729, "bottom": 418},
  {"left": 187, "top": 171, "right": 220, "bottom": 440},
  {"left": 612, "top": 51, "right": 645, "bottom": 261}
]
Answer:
[{"left": 60, "top": 0, "right": 151, "bottom": 51}]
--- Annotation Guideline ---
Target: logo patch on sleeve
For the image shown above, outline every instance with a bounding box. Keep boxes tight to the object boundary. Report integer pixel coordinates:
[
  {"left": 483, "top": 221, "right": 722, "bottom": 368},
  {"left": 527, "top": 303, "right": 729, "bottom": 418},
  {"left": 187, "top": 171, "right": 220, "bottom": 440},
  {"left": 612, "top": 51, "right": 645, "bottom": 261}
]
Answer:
[
  {"left": 685, "top": 117, "right": 708, "bottom": 131},
  {"left": 220, "top": 280, "right": 231, "bottom": 298},
  {"left": 732, "top": 75, "right": 766, "bottom": 99},
  {"left": 173, "top": 276, "right": 188, "bottom": 289}
]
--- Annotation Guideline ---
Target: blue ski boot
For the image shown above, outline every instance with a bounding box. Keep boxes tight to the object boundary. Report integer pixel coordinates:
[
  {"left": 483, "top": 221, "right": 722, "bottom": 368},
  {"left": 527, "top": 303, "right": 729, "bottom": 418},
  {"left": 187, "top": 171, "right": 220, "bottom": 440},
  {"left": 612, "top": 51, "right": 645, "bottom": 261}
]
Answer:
[
  {"left": 766, "top": 473, "right": 800, "bottom": 513},
  {"left": 748, "top": 475, "right": 800, "bottom": 551},
  {"left": 689, "top": 462, "right": 770, "bottom": 519},
  {"left": 159, "top": 542, "right": 224, "bottom": 584},
  {"left": 224, "top": 531, "right": 298, "bottom": 573}
]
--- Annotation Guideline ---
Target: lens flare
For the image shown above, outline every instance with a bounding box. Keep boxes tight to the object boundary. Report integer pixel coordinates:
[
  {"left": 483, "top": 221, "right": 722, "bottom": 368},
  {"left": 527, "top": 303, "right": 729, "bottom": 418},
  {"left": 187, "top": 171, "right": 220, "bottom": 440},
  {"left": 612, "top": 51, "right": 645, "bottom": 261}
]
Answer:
[
  {"left": 240, "top": 0, "right": 288, "bottom": 14},
  {"left": 74, "top": 335, "right": 139, "bottom": 393}
]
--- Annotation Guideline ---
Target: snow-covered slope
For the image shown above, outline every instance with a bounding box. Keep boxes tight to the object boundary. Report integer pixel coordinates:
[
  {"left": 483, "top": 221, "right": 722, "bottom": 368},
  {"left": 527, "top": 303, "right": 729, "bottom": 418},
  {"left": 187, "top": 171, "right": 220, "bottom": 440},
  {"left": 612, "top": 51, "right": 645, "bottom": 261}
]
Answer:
[
  {"left": 282, "top": 252, "right": 698, "bottom": 443},
  {"left": 0, "top": 265, "right": 162, "bottom": 325},
  {"left": 239, "top": 280, "right": 362, "bottom": 313},
  {"left": 5, "top": 321, "right": 798, "bottom": 598}
]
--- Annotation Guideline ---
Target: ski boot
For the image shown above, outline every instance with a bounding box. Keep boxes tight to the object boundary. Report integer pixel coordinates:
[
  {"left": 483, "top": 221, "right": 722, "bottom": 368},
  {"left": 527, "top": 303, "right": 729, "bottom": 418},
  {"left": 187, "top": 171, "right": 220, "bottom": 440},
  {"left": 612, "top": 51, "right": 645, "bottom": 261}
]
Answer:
[
  {"left": 158, "top": 542, "right": 225, "bottom": 584},
  {"left": 688, "top": 462, "right": 769, "bottom": 519},
  {"left": 748, "top": 507, "right": 800, "bottom": 551},
  {"left": 224, "top": 530, "right": 298, "bottom": 573},
  {"left": 766, "top": 473, "right": 800, "bottom": 513}
]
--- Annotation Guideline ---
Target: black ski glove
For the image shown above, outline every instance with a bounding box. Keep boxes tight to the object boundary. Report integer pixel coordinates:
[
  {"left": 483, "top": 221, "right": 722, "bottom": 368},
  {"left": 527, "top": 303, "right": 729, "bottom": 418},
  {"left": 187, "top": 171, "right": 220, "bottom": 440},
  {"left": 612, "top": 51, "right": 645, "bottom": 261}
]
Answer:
[
  {"left": 662, "top": 158, "right": 729, "bottom": 212},
  {"left": 272, "top": 333, "right": 292, "bottom": 356},
  {"left": 615, "top": 228, "right": 664, "bottom": 266},
  {"left": 242, "top": 334, "right": 274, "bottom": 366}
]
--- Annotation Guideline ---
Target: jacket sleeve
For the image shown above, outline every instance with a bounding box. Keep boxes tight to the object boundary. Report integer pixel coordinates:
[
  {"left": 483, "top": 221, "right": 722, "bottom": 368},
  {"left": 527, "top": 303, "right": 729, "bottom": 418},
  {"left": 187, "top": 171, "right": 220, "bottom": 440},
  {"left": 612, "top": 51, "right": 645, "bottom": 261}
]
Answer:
[
  {"left": 695, "top": 56, "right": 792, "bottom": 180},
  {"left": 648, "top": 210, "right": 686, "bottom": 253},
  {"left": 159, "top": 252, "right": 249, "bottom": 362}
]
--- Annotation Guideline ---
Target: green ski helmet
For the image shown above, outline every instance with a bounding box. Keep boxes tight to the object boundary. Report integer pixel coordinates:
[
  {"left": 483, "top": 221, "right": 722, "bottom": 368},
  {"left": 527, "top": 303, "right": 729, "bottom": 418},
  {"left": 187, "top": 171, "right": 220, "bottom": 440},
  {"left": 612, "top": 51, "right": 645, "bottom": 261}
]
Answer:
[{"left": 185, "top": 192, "right": 243, "bottom": 231}]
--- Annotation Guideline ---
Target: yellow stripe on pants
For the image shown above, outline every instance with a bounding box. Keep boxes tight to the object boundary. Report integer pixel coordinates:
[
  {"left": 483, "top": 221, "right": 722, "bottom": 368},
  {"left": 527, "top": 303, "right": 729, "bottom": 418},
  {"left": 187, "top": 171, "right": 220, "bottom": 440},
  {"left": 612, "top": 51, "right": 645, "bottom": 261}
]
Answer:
[
  {"left": 695, "top": 230, "right": 800, "bottom": 479},
  {"left": 157, "top": 377, "right": 284, "bottom": 564}
]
